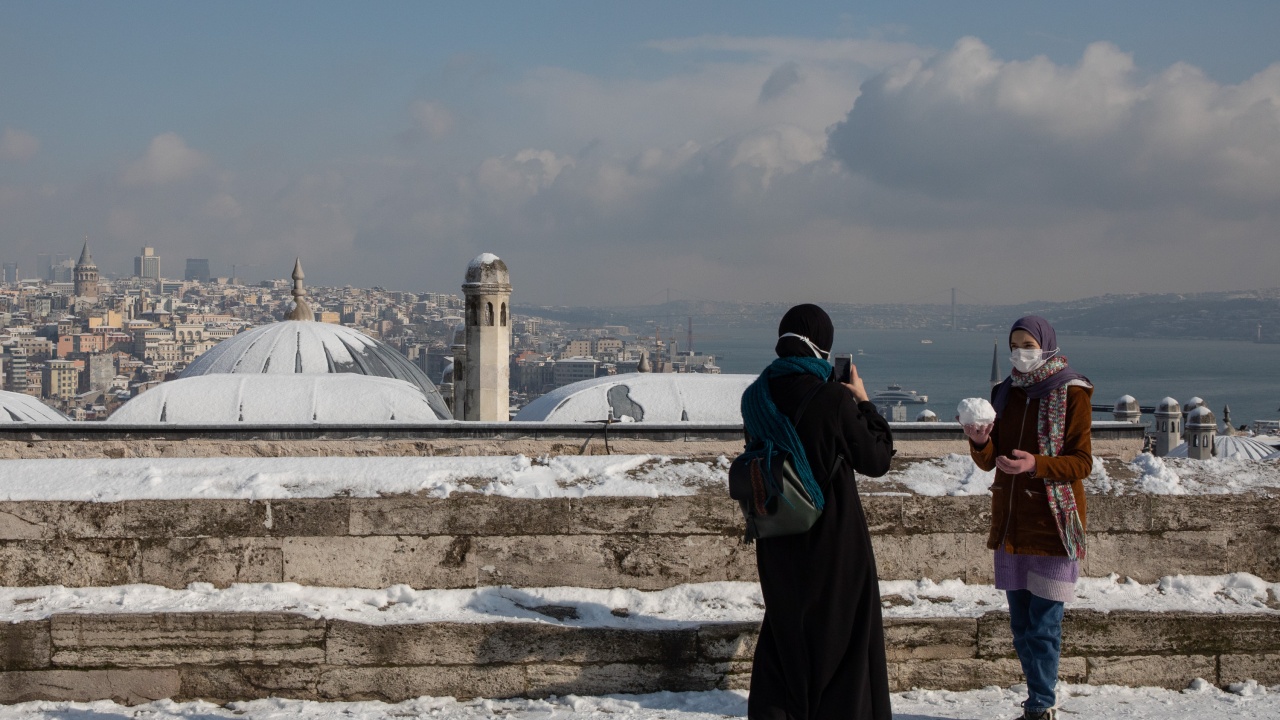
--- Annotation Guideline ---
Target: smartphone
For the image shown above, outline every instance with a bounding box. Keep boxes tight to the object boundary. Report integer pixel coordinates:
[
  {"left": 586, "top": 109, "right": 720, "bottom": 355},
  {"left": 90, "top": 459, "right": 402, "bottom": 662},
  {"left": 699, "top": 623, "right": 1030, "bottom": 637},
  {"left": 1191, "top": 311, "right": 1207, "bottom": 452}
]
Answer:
[{"left": 834, "top": 354, "right": 853, "bottom": 384}]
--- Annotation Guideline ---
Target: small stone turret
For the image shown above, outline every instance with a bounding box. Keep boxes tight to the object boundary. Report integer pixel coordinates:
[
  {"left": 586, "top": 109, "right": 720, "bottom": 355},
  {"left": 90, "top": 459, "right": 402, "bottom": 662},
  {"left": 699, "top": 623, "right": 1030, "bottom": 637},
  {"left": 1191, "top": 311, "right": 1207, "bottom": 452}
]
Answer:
[
  {"left": 449, "top": 323, "right": 467, "bottom": 419},
  {"left": 1112, "top": 395, "right": 1140, "bottom": 423},
  {"left": 915, "top": 409, "right": 937, "bottom": 422},
  {"left": 1186, "top": 405, "right": 1217, "bottom": 460},
  {"left": 1182, "top": 397, "right": 1205, "bottom": 419},
  {"left": 1153, "top": 397, "right": 1181, "bottom": 457}
]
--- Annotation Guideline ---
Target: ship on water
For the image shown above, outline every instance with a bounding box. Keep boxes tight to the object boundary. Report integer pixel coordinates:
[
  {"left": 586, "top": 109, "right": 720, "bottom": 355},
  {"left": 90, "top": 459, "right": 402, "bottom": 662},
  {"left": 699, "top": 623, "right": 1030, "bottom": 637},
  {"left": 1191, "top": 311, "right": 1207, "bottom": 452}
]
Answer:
[{"left": 873, "top": 383, "right": 928, "bottom": 404}]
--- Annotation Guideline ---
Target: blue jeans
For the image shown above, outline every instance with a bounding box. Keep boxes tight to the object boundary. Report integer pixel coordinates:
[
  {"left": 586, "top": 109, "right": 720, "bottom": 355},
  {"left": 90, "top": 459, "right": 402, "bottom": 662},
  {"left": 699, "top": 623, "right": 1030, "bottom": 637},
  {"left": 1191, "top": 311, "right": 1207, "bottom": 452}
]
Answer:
[{"left": 1007, "top": 589, "right": 1064, "bottom": 712}]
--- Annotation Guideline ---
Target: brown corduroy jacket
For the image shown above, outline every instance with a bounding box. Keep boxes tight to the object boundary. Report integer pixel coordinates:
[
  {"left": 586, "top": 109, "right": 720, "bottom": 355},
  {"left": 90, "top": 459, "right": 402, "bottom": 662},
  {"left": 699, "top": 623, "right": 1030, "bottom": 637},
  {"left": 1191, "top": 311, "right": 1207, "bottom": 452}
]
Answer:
[{"left": 970, "top": 384, "right": 1093, "bottom": 556}]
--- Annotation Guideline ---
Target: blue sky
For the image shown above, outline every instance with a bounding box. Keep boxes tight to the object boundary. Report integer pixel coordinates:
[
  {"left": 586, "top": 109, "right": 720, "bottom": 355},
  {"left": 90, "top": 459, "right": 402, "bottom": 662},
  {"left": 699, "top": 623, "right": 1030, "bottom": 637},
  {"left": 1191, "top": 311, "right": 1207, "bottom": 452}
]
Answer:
[{"left": 2, "top": 1, "right": 1279, "bottom": 304}]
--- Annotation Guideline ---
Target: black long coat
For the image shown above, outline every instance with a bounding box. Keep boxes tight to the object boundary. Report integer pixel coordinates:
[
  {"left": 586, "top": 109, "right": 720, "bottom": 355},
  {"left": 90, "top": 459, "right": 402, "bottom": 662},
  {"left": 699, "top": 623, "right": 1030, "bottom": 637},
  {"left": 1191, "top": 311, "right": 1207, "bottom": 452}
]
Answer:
[{"left": 748, "top": 373, "right": 895, "bottom": 720}]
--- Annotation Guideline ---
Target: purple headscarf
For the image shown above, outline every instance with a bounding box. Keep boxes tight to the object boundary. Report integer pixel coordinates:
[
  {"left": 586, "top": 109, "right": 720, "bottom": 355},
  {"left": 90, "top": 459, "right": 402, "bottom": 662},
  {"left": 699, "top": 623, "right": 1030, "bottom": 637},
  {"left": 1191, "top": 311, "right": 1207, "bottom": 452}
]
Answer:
[{"left": 991, "top": 315, "right": 1090, "bottom": 416}]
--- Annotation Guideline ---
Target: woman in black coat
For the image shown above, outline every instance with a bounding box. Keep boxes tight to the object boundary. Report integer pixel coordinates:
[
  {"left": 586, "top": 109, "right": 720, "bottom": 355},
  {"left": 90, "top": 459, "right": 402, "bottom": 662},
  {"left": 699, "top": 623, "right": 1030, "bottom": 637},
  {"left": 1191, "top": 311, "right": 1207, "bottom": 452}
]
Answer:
[{"left": 746, "top": 304, "right": 896, "bottom": 720}]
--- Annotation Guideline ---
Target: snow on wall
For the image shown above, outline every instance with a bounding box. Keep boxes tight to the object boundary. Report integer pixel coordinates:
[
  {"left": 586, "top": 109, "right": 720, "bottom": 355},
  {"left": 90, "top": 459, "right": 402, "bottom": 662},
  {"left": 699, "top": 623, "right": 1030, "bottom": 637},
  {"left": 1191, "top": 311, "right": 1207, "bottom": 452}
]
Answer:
[
  {"left": 108, "top": 374, "right": 447, "bottom": 425},
  {"left": 0, "top": 573, "right": 1274, "bottom": 627},
  {"left": 514, "top": 373, "right": 754, "bottom": 423}
]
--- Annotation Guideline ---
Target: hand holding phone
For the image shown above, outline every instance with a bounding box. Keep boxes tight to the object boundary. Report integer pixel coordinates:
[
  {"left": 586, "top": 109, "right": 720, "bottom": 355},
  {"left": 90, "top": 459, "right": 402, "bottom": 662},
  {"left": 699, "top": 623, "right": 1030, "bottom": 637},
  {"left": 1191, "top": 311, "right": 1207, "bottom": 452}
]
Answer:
[{"left": 834, "top": 354, "right": 852, "bottom": 384}]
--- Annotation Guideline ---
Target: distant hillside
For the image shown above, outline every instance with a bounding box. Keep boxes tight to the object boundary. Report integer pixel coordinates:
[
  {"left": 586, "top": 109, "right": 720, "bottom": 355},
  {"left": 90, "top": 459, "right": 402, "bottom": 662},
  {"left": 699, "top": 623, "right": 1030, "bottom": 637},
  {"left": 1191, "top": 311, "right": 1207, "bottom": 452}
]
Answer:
[{"left": 518, "top": 288, "right": 1280, "bottom": 342}]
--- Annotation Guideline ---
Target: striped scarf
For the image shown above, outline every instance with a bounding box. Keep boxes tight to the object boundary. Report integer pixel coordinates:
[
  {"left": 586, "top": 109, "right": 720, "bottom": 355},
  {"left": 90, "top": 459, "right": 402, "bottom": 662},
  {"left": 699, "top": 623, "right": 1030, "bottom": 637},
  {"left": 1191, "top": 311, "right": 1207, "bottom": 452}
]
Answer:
[
  {"left": 740, "top": 356, "right": 831, "bottom": 511},
  {"left": 1011, "top": 355, "right": 1087, "bottom": 560}
]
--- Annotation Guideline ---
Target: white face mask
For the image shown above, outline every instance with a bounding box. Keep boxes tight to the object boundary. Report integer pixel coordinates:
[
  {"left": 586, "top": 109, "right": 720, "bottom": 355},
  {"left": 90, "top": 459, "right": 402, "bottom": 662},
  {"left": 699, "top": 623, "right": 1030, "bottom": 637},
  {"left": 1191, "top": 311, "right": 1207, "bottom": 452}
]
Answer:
[
  {"left": 1010, "top": 347, "right": 1055, "bottom": 374},
  {"left": 779, "top": 332, "right": 830, "bottom": 360}
]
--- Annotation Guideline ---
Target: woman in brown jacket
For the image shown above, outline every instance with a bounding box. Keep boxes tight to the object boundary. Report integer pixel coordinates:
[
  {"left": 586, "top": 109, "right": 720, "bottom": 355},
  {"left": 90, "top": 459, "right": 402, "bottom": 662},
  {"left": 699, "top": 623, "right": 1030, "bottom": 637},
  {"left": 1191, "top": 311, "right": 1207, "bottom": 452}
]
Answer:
[{"left": 962, "top": 316, "right": 1091, "bottom": 720}]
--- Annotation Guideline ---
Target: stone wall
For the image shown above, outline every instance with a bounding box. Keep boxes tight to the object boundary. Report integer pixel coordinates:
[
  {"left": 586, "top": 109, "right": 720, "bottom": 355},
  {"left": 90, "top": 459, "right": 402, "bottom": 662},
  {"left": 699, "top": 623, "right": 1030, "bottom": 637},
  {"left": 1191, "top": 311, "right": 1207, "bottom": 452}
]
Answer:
[
  {"left": 0, "top": 491, "right": 1274, "bottom": 589},
  {"left": 0, "top": 611, "right": 1275, "bottom": 704}
]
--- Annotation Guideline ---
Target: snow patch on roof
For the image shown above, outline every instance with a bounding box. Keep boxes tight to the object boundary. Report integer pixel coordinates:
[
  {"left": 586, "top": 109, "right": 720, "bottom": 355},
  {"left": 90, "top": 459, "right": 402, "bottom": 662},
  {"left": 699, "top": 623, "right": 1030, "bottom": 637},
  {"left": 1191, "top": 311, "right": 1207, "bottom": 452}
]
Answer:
[
  {"left": 0, "top": 391, "right": 68, "bottom": 423},
  {"left": 514, "top": 373, "right": 753, "bottom": 423},
  {"left": 108, "top": 374, "right": 447, "bottom": 425}
]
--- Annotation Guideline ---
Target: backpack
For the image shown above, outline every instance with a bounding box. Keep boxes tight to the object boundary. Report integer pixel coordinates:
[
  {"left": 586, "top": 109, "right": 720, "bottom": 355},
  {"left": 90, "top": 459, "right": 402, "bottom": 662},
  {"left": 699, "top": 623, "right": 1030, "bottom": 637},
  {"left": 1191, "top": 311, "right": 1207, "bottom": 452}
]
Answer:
[{"left": 729, "top": 381, "right": 842, "bottom": 543}]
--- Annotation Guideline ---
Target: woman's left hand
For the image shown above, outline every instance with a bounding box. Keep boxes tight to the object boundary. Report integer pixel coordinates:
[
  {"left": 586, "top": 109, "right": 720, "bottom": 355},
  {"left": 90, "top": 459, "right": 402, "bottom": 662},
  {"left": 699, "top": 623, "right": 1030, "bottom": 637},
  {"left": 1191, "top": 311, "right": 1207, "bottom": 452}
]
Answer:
[{"left": 995, "top": 448, "right": 1037, "bottom": 476}]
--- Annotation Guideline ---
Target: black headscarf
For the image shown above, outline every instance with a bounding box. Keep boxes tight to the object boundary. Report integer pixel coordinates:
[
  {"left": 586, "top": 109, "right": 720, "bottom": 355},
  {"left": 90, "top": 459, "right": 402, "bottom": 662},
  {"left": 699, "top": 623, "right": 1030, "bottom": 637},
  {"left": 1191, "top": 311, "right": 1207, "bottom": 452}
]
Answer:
[{"left": 775, "top": 304, "right": 834, "bottom": 359}]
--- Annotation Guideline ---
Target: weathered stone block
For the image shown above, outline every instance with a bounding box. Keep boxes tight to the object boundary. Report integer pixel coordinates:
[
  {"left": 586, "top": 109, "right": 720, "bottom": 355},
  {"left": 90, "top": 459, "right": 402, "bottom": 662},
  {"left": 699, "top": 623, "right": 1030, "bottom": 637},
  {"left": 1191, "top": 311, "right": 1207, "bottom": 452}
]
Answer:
[
  {"left": 1060, "top": 611, "right": 1280, "bottom": 657},
  {"left": 873, "top": 533, "right": 989, "bottom": 584},
  {"left": 0, "top": 539, "right": 139, "bottom": 586},
  {"left": 897, "top": 496, "right": 989, "bottom": 534},
  {"left": 1220, "top": 654, "right": 1280, "bottom": 686},
  {"left": 315, "top": 665, "right": 528, "bottom": 702},
  {"left": 259, "top": 499, "right": 350, "bottom": 537},
  {"left": 715, "top": 661, "right": 753, "bottom": 690},
  {"left": 326, "top": 621, "right": 698, "bottom": 666},
  {"left": 282, "top": 536, "right": 475, "bottom": 588},
  {"left": 698, "top": 622, "right": 759, "bottom": 661},
  {"left": 1083, "top": 531, "right": 1233, "bottom": 581},
  {"left": 50, "top": 613, "right": 325, "bottom": 667},
  {"left": 883, "top": 617, "right": 977, "bottom": 661},
  {"left": 178, "top": 664, "right": 322, "bottom": 702},
  {"left": 0, "top": 668, "right": 180, "bottom": 704},
  {"left": 526, "top": 662, "right": 721, "bottom": 697},
  {"left": 857, "top": 495, "right": 904, "bottom": 534},
  {"left": 472, "top": 534, "right": 755, "bottom": 590},
  {"left": 140, "top": 537, "right": 283, "bottom": 588},
  {"left": 0, "top": 504, "right": 48, "bottom": 540},
  {"left": 1086, "top": 654, "right": 1216, "bottom": 689},
  {"left": 0, "top": 620, "right": 50, "bottom": 670},
  {"left": 889, "top": 657, "right": 1087, "bottom": 692},
  {"left": 1086, "top": 495, "right": 1151, "bottom": 533}
]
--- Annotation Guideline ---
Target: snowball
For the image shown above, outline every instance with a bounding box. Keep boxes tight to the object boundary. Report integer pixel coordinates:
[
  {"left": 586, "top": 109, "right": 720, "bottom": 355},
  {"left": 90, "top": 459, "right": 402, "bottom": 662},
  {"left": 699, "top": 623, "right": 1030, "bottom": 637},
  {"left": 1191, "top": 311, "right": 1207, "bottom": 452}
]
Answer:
[{"left": 957, "top": 398, "right": 996, "bottom": 426}]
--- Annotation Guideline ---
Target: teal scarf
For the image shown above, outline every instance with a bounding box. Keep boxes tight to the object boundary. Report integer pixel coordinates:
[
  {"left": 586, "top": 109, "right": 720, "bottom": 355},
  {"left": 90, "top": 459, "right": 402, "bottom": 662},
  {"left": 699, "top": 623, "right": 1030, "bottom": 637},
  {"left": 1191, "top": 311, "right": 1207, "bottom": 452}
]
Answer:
[{"left": 740, "top": 356, "right": 832, "bottom": 510}]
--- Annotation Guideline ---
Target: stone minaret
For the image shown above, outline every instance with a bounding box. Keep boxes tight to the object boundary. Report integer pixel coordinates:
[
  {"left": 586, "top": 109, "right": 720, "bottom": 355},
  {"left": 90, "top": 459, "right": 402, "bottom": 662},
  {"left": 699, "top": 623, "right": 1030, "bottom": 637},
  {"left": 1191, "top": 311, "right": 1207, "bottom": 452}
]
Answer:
[
  {"left": 1186, "top": 405, "right": 1217, "bottom": 460},
  {"left": 285, "top": 258, "right": 314, "bottom": 321},
  {"left": 1153, "top": 397, "right": 1181, "bottom": 457},
  {"left": 74, "top": 238, "right": 99, "bottom": 299},
  {"left": 462, "top": 253, "right": 511, "bottom": 421}
]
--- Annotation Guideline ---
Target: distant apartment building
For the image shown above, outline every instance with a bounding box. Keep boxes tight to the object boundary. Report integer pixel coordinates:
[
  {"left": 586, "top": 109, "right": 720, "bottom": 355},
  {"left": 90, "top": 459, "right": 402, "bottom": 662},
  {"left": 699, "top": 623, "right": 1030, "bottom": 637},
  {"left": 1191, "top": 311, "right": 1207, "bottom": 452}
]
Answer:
[
  {"left": 3, "top": 348, "right": 28, "bottom": 394},
  {"left": 561, "top": 339, "right": 592, "bottom": 358},
  {"left": 184, "top": 258, "right": 211, "bottom": 282},
  {"left": 134, "top": 247, "right": 161, "bottom": 281},
  {"left": 83, "top": 353, "right": 116, "bottom": 393},
  {"left": 553, "top": 357, "right": 601, "bottom": 387},
  {"left": 43, "top": 359, "right": 80, "bottom": 400},
  {"left": 1, "top": 262, "right": 17, "bottom": 284}
]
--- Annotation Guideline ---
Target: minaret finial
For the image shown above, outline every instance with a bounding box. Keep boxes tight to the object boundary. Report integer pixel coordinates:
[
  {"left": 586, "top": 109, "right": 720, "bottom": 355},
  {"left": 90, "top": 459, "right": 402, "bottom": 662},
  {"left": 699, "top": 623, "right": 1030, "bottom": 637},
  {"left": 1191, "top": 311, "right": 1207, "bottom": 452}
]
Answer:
[{"left": 286, "top": 257, "right": 313, "bottom": 321}]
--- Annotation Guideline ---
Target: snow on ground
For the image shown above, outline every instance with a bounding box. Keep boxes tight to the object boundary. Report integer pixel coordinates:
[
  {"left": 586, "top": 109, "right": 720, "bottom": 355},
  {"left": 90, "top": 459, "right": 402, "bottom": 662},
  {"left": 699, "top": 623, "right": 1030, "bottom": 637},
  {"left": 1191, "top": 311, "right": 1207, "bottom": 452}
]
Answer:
[
  {"left": 0, "top": 451, "right": 1276, "bottom": 502},
  {"left": 0, "top": 574, "right": 1274, "bottom": 627},
  {"left": 0, "top": 455, "right": 727, "bottom": 502},
  {"left": 873, "top": 452, "right": 1280, "bottom": 496},
  {"left": 2, "top": 684, "right": 1280, "bottom": 719}
]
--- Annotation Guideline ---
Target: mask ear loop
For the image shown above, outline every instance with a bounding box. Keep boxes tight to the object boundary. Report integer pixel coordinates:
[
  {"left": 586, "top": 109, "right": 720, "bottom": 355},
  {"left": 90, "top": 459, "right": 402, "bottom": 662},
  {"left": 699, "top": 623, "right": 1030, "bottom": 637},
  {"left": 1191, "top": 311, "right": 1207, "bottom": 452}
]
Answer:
[{"left": 779, "top": 332, "right": 831, "bottom": 360}]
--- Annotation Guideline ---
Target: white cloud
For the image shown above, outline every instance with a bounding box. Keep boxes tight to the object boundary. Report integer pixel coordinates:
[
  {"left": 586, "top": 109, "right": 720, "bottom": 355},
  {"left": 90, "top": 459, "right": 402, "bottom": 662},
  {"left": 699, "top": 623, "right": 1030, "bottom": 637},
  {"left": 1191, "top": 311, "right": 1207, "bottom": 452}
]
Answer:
[
  {"left": 828, "top": 37, "right": 1280, "bottom": 213},
  {"left": 121, "top": 133, "right": 209, "bottom": 186},
  {"left": 0, "top": 128, "right": 40, "bottom": 162},
  {"left": 409, "top": 100, "right": 455, "bottom": 140}
]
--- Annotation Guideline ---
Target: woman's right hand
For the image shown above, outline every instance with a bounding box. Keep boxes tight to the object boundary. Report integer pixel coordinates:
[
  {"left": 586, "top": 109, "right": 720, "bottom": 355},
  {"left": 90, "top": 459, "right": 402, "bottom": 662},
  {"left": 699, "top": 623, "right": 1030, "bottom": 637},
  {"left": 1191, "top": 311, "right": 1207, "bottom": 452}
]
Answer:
[{"left": 957, "top": 418, "right": 993, "bottom": 447}]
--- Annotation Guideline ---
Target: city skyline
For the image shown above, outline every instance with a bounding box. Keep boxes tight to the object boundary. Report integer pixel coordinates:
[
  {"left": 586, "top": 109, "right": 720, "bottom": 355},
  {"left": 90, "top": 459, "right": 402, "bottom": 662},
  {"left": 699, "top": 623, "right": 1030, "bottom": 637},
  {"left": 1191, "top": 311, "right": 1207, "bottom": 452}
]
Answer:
[{"left": 2, "top": 2, "right": 1280, "bottom": 305}]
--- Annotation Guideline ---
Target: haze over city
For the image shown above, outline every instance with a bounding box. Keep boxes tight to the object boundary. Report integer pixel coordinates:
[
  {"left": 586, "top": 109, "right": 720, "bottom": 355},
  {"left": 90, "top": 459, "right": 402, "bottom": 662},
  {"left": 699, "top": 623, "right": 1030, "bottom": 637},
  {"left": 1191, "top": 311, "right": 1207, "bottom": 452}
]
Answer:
[{"left": 3, "top": 1, "right": 1280, "bottom": 305}]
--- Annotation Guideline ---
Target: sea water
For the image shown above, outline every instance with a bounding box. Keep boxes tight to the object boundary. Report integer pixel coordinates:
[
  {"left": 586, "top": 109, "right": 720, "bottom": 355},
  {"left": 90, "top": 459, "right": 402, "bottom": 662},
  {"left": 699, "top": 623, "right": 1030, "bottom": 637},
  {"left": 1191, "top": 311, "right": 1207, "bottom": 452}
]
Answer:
[{"left": 699, "top": 327, "right": 1280, "bottom": 428}]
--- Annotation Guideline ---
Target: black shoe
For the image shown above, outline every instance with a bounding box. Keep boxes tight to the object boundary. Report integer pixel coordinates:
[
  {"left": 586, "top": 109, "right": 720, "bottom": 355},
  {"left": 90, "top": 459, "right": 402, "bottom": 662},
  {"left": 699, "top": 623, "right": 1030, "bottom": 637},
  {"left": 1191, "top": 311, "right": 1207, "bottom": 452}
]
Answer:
[{"left": 1020, "top": 707, "right": 1056, "bottom": 720}]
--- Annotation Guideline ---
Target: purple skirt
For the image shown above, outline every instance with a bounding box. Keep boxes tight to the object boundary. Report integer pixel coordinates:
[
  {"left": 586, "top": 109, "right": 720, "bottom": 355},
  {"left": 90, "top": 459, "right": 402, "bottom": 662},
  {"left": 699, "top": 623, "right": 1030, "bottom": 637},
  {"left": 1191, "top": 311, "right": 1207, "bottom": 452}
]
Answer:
[{"left": 994, "top": 548, "right": 1079, "bottom": 603}]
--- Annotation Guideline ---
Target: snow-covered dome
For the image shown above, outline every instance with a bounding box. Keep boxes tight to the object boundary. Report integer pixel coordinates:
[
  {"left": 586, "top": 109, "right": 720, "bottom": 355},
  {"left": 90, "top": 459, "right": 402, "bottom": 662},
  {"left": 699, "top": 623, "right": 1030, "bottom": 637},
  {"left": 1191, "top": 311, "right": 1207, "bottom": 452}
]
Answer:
[
  {"left": 915, "top": 409, "right": 938, "bottom": 422},
  {"left": 0, "top": 391, "right": 69, "bottom": 423},
  {"left": 1113, "top": 395, "right": 1139, "bottom": 413},
  {"left": 109, "top": 375, "right": 449, "bottom": 425},
  {"left": 1187, "top": 405, "right": 1216, "bottom": 426},
  {"left": 1168, "top": 435, "right": 1278, "bottom": 461},
  {"left": 1156, "top": 397, "right": 1181, "bottom": 414},
  {"left": 180, "top": 320, "right": 450, "bottom": 419},
  {"left": 1183, "top": 397, "right": 1206, "bottom": 414},
  {"left": 514, "top": 373, "right": 754, "bottom": 423},
  {"left": 464, "top": 253, "right": 510, "bottom": 287}
]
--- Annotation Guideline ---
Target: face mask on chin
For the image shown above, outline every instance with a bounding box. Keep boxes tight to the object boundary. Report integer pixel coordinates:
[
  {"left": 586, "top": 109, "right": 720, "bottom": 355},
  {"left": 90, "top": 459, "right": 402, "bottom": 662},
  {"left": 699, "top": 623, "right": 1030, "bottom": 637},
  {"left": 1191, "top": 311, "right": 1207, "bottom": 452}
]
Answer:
[{"left": 1010, "top": 348, "right": 1054, "bottom": 374}]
